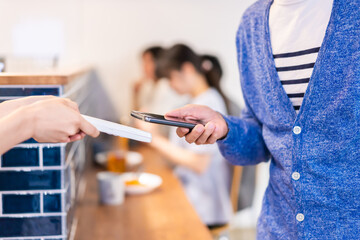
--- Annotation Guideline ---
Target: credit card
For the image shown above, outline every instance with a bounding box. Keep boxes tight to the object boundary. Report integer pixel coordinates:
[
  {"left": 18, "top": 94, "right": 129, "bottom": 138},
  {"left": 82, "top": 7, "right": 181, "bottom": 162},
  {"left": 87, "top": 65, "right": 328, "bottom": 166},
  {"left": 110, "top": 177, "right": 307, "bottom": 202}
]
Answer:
[{"left": 82, "top": 115, "right": 152, "bottom": 143}]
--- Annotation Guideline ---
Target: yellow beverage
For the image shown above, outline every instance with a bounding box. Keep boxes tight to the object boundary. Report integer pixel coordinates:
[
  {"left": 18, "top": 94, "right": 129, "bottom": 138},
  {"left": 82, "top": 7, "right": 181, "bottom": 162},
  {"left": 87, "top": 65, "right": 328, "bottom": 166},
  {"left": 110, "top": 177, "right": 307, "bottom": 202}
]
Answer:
[
  {"left": 107, "top": 151, "right": 126, "bottom": 173},
  {"left": 117, "top": 137, "right": 129, "bottom": 151}
]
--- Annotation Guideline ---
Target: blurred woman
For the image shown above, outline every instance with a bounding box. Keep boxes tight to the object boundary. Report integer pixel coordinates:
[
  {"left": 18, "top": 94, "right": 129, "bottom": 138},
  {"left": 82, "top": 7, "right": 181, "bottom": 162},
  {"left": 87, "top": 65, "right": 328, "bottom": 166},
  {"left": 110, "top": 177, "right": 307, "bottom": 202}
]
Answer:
[
  {"left": 138, "top": 44, "right": 232, "bottom": 227},
  {"left": 133, "top": 46, "right": 186, "bottom": 115}
]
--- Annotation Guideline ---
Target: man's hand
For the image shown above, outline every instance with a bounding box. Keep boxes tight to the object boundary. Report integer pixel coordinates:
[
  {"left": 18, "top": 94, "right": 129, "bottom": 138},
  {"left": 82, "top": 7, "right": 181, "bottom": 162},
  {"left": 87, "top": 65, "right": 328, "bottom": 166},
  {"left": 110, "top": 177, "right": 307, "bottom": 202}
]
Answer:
[{"left": 165, "top": 104, "right": 228, "bottom": 145}]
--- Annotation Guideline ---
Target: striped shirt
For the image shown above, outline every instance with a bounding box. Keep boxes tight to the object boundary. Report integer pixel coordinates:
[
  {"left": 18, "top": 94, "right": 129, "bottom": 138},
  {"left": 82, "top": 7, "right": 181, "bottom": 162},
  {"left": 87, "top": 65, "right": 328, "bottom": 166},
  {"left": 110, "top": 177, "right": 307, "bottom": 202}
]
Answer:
[
  {"left": 269, "top": 0, "right": 333, "bottom": 113},
  {"left": 273, "top": 47, "right": 319, "bottom": 112}
]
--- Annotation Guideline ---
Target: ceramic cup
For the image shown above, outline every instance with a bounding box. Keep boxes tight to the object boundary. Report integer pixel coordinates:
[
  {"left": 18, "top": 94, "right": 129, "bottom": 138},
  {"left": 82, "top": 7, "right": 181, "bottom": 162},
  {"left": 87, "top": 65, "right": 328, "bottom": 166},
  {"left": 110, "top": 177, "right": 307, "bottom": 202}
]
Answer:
[{"left": 97, "top": 171, "right": 125, "bottom": 205}]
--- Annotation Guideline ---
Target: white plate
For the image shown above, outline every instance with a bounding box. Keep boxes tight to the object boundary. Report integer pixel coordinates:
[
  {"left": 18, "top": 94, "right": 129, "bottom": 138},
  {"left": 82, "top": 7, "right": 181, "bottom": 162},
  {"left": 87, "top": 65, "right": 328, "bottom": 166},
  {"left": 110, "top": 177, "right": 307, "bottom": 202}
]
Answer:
[
  {"left": 121, "top": 172, "right": 162, "bottom": 195},
  {"left": 126, "top": 152, "right": 143, "bottom": 168}
]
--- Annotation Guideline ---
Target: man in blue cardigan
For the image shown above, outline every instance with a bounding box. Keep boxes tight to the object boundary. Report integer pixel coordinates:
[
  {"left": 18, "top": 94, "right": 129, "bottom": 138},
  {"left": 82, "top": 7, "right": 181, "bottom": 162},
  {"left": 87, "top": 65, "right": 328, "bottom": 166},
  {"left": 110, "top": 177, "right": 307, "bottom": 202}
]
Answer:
[{"left": 166, "top": 0, "right": 359, "bottom": 239}]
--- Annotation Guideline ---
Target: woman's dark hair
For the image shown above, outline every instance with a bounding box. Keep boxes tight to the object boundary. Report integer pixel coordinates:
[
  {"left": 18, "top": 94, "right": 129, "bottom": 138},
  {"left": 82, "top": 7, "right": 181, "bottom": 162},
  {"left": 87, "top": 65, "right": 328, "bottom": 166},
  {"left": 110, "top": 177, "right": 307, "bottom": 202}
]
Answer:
[
  {"left": 157, "top": 44, "right": 230, "bottom": 113},
  {"left": 142, "top": 46, "right": 164, "bottom": 81},
  {"left": 142, "top": 46, "right": 163, "bottom": 59}
]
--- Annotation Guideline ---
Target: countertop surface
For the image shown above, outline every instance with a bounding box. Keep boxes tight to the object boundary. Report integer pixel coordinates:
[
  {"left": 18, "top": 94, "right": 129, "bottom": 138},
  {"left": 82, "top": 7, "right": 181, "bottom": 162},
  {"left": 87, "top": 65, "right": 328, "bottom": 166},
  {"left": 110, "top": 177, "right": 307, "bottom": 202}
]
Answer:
[
  {"left": 74, "top": 146, "right": 213, "bottom": 240},
  {"left": 0, "top": 66, "right": 91, "bottom": 85}
]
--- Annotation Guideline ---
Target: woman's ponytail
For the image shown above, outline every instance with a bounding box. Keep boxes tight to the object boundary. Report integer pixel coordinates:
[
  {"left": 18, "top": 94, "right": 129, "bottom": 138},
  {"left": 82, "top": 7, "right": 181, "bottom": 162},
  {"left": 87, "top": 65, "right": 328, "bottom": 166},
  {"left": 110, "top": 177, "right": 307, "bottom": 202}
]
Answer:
[
  {"left": 156, "top": 44, "right": 230, "bottom": 114},
  {"left": 200, "top": 55, "right": 230, "bottom": 114}
]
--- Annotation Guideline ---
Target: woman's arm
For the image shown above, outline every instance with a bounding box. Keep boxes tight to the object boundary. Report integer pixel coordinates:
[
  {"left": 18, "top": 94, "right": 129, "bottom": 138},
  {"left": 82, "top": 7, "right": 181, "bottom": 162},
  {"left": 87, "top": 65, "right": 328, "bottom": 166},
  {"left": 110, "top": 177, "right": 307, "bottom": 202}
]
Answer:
[
  {"left": 0, "top": 98, "right": 99, "bottom": 155},
  {"left": 0, "top": 106, "right": 34, "bottom": 154},
  {"left": 0, "top": 96, "right": 55, "bottom": 118},
  {"left": 0, "top": 97, "right": 55, "bottom": 153},
  {"left": 150, "top": 135, "right": 211, "bottom": 174}
]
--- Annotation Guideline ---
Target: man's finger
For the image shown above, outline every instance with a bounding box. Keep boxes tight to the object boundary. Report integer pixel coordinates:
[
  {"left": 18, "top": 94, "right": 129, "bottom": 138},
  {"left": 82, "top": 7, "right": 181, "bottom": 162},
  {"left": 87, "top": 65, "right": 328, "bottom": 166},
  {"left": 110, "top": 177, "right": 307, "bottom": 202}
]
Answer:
[
  {"left": 176, "top": 127, "right": 189, "bottom": 138},
  {"left": 206, "top": 135, "right": 218, "bottom": 144},
  {"left": 206, "top": 129, "right": 222, "bottom": 144},
  {"left": 195, "top": 122, "right": 215, "bottom": 145},
  {"left": 185, "top": 124, "right": 205, "bottom": 143}
]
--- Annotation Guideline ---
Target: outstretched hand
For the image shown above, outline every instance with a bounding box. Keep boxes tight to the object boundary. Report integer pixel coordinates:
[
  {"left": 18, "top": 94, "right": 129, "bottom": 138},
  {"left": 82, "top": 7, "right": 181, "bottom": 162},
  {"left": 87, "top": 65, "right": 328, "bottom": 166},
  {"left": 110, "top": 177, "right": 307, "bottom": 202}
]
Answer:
[
  {"left": 28, "top": 98, "right": 100, "bottom": 143},
  {"left": 165, "top": 104, "right": 228, "bottom": 145}
]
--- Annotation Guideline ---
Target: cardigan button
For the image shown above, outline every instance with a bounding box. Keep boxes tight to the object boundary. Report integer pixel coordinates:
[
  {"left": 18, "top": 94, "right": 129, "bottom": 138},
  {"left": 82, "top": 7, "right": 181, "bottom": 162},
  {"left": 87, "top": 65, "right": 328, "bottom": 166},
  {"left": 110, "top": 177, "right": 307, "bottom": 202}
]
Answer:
[
  {"left": 293, "top": 126, "right": 302, "bottom": 135},
  {"left": 292, "top": 172, "right": 300, "bottom": 180},
  {"left": 296, "top": 213, "right": 305, "bottom": 222}
]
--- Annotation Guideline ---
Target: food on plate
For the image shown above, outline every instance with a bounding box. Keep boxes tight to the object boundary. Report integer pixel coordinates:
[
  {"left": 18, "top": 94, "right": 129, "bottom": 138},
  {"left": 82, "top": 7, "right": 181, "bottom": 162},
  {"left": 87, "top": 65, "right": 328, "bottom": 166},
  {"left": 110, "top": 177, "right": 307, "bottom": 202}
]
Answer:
[{"left": 125, "top": 179, "right": 146, "bottom": 187}]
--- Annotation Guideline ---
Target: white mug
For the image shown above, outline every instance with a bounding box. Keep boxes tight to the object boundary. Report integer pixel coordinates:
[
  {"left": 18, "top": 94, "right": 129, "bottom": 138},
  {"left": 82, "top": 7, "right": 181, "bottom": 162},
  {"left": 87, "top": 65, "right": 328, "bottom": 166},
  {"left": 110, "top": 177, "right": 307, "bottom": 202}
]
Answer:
[{"left": 97, "top": 172, "right": 125, "bottom": 205}]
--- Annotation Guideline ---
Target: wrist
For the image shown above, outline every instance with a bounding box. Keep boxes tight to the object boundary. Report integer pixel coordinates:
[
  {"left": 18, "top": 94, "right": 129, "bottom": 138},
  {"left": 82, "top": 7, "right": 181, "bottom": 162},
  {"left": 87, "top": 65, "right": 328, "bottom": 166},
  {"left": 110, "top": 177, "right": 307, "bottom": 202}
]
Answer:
[
  {"left": 217, "top": 112, "right": 229, "bottom": 140},
  {"left": 16, "top": 105, "right": 36, "bottom": 141}
]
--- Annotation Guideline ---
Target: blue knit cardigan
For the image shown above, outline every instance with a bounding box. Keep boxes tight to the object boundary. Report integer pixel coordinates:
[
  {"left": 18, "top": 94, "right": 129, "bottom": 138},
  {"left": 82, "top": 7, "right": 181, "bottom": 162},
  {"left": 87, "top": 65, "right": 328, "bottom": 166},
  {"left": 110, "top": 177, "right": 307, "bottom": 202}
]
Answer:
[{"left": 217, "top": 0, "right": 360, "bottom": 239}]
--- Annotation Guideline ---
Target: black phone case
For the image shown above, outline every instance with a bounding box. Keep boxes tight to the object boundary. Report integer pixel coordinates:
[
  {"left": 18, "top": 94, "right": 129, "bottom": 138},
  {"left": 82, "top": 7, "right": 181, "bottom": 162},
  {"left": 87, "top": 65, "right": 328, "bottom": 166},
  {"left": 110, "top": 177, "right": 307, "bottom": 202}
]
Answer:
[
  {"left": 130, "top": 111, "right": 197, "bottom": 129},
  {"left": 146, "top": 117, "right": 196, "bottom": 129}
]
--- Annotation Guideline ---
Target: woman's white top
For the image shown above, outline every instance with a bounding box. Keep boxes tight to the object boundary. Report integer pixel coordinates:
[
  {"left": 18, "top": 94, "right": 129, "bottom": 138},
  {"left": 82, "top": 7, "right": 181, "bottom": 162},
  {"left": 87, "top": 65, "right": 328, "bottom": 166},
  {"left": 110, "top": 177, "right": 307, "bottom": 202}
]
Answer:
[{"left": 170, "top": 88, "right": 232, "bottom": 225}]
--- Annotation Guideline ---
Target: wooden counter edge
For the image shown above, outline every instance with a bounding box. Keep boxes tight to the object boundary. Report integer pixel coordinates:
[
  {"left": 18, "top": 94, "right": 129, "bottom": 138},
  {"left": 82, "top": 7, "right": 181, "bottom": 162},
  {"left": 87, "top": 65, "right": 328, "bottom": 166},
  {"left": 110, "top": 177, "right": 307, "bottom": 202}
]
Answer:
[{"left": 0, "top": 66, "right": 93, "bottom": 85}]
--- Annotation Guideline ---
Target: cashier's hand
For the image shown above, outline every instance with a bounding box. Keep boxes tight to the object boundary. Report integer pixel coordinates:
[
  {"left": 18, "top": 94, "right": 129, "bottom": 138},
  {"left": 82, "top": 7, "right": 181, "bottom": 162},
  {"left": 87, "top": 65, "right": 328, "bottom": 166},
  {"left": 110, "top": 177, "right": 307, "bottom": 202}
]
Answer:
[
  {"left": 165, "top": 104, "right": 228, "bottom": 145},
  {"left": 26, "top": 98, "right": 100, "bottom": 143}
]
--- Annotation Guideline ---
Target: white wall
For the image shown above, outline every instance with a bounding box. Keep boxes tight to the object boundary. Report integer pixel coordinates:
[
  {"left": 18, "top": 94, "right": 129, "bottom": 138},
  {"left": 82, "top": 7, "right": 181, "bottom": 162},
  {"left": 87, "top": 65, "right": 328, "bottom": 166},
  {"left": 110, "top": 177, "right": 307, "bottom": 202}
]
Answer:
[{"left": 0, "top": 0, "right": 255, "bottom": 116}]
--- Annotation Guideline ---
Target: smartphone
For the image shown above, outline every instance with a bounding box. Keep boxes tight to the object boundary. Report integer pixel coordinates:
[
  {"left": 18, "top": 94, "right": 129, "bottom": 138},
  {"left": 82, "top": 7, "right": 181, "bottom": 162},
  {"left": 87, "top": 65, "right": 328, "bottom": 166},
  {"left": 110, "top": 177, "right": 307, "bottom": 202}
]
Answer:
[{"left": 130, "top": 111, "right": 203, "bottom": 130}]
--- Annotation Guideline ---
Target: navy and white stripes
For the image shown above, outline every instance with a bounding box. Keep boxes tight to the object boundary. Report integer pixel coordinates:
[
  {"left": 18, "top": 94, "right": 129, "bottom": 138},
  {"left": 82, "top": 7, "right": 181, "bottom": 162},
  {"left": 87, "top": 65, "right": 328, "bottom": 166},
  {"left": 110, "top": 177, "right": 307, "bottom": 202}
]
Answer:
[{"left": 273, "top": 47, "right": 320, "bottom": 112}]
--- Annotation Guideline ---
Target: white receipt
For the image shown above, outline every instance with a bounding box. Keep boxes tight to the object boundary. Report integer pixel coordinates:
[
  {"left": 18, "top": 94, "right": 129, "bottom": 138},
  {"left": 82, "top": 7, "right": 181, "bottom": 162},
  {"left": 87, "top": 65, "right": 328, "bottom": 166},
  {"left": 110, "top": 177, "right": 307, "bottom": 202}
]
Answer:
[{"left": 82, "top": 115, "right": 152, "bottom": 143}]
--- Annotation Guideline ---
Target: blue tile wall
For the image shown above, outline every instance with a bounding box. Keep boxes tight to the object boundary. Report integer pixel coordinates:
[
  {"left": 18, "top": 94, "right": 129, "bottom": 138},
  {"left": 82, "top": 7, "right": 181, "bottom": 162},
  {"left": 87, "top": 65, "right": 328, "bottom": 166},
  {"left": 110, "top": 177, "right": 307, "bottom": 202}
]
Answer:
[
  {"left": 0, "top": 170, "right": 61, "bottom": 191},
  {"left": 0, "top": 216, "right": 62, "bottom": 237},
  {"left": 9, "top": 239, "right": 41, "bottom": 240},
  {"left": 0, "top": 81, "right": 89, "bottom": 240},
  {"left": 2, "top": 194, "right": 40, "bottom": 214},
  {"left": 23, "top": 138, "right": 39, "bottom": 144},
  {"left": 43, "top": 193, "right": 62, "bottom": 213},
  {"left": 43, "top": 147, "right": 62, "bottom": 166},
  {"left": 2, "top": 148, "right": 39, "bottom": 167},
  {"left": 0, "top": 88, "right": 60, "bottom": 96}
]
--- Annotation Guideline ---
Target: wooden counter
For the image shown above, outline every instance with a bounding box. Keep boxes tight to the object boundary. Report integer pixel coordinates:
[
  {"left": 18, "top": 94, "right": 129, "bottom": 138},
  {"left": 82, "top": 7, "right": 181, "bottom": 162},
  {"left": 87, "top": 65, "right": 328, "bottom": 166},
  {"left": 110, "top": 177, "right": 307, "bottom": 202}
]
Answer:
[
  {"left": 74, "top": 146, "right": 213, "bottom": 240},
  {"left": 0, "top": 67, "right": 91, "bottom": 85}
]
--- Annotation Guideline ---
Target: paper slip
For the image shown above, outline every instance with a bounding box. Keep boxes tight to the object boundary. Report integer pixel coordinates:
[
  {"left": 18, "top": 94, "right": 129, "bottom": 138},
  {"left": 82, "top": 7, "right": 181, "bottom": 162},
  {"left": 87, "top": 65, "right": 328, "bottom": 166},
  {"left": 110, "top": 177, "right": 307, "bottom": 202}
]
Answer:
[{"left": 82, "top": 115, "right": 152, "bottom": 143}]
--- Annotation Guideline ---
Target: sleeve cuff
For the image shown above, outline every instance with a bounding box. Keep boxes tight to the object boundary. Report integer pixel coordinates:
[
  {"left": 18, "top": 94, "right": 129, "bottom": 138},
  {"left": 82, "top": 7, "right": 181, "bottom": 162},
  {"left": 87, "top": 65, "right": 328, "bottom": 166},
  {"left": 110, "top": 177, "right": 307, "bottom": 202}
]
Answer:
[{"left": 217, "top": 115, "right": 236, "bottom": 146}]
